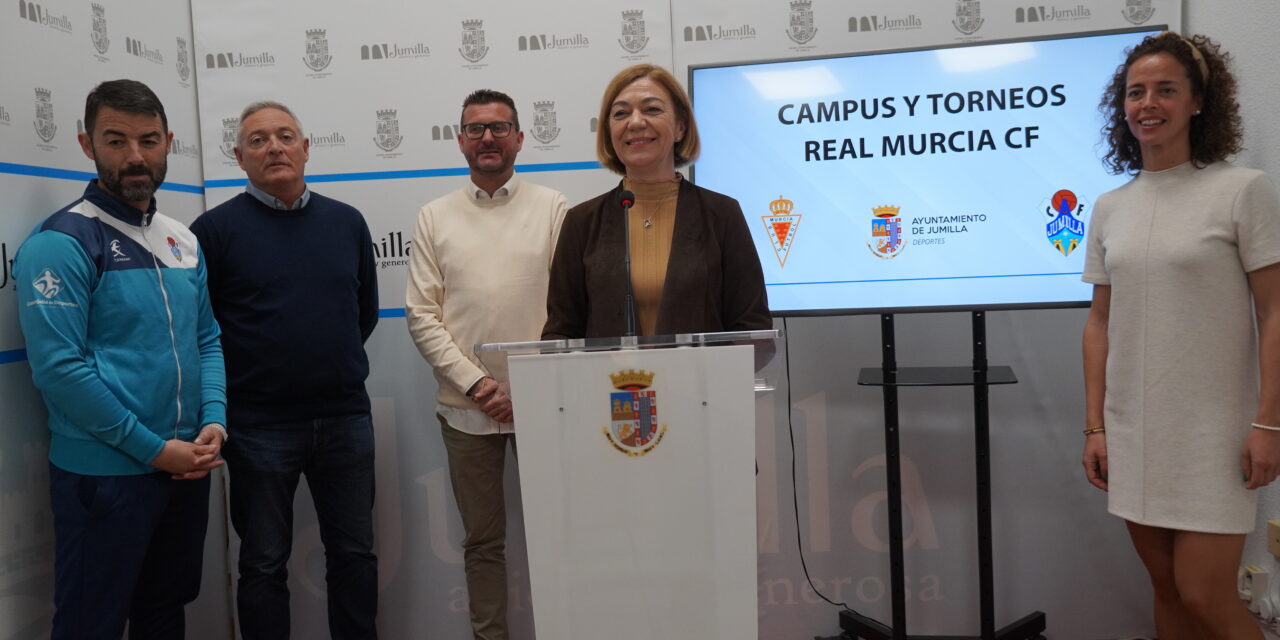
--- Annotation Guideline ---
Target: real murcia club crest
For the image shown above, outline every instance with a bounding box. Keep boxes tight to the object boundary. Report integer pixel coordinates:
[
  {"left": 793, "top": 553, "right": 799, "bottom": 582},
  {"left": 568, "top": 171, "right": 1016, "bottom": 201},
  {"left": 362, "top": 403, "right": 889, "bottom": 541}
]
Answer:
[
  {"left": 953, "top": 0, "right": 984, "bottom": 35},
  {"left": 220, "top": 117, "right": 238, "bottom": 159},
  {"left": 787, "top": 0, "right": 817, "bottom": 45},
  {"left": 90, "top": 3, "right": 109, "bottom": 54},
  {"left": 1041, "top": 189, "right": 1087, "bottom": 257},
  {"left": 763, "top": 195, "right": 801, "bottom": 267},
  {"left": 1121, "top": 0, "right": 1155, "bottom": 24},
  {"left": 33, "top": 88, "right": 56, "bottom": 143},
  {"left": 459, "top": 19, "right": 489, "bottom": 63},
  {"left": 531, "top": 101, "right": 560, "bottom": 144},
  {"left": 176, "top": 37, "right": 191, "bottom": 81},
  {"left": 304, "top": 29, "right": 332, "bottom": 72},
  {"left": 374, "top": 109, "right": 403, "bottom": 152},
  {"left": 619, "top": 10, "right": 649, "bottom": 54},
  {"left": 868, "top": 205, "right": 906, "bottom": 259},
  {"left": 605, "top": 369, "right": 667, "bottom": 457}
]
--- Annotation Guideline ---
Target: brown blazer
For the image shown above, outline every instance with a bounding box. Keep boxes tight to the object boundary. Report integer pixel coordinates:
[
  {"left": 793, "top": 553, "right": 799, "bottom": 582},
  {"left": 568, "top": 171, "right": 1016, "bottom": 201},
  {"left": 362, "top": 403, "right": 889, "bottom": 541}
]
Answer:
[{"left": 542, "top": 180, "right": 772, "bottom": 339}]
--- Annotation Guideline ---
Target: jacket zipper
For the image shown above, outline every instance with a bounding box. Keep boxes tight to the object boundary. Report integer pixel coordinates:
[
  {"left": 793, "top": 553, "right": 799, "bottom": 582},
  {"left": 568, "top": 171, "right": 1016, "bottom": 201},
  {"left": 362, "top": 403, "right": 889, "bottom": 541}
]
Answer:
[{"left": 142, "top": 221, "right": 184, "bottom": 438}]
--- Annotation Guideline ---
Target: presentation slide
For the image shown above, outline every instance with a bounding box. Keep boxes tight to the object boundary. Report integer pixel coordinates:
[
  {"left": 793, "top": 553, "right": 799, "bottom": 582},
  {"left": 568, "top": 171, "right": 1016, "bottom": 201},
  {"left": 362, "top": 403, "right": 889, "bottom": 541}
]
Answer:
[{"left": 691, "top": 28, "right": 1161, "bottom": 315}]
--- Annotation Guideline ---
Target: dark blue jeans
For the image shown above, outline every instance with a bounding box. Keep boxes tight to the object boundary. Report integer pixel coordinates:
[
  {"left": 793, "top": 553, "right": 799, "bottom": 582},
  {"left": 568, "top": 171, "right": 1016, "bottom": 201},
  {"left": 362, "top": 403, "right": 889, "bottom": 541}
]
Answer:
[
  {"left": 49, "top": 463, "right": 210, "bottom": 640},
  {"left": 224, "top": 413, "right": 378, "bottom": 640}
]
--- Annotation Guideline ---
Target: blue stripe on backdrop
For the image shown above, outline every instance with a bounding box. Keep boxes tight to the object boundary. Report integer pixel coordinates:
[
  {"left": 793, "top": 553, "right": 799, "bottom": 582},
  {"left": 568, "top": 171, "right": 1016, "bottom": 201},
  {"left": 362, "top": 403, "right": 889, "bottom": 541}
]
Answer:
[
  {"left": 205, "top": 160, "right": 602, "bottom": 189},
  {"left": 0, "top": 162, "right": 204, "bottom": 193},
  {"left": 378, "top": 308, "right": 406, "bottom": 319},
  {"left": 0, "top": 349, "right": 28, "bottom": 365},
  {"left": 4, "top": 160, "right": 601, "bottom": 191}
]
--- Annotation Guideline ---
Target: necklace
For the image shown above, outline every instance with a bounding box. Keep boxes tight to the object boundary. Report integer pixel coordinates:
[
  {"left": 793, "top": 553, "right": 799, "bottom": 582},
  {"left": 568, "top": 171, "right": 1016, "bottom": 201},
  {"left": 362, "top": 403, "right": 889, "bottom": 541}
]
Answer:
[{"left": 642, "top": 218, "right": 653, "bottom": 229}]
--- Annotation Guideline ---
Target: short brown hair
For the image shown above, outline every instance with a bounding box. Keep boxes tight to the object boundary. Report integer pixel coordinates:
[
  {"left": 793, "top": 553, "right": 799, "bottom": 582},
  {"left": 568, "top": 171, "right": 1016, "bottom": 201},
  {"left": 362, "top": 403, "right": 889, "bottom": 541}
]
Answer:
[
  {"left": 1099, "top": 32, "right": 1242, "bottom": 174},
  {"left": 595, "top": 64, "right": 700, "bottom": 175}
]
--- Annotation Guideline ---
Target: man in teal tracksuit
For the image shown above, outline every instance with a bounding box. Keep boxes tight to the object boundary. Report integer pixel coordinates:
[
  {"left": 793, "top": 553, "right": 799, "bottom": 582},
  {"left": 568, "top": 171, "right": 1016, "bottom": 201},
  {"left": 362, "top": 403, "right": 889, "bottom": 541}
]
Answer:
[{"left": 14, "top": 79, "right": 227, "bottom": 640}]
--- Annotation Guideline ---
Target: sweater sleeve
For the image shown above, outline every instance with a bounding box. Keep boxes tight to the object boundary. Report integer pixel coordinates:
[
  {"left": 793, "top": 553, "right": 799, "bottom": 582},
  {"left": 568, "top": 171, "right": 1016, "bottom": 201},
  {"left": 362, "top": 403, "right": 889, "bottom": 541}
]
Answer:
[
  {"left": 404, "top": 202, "right": 487, "bottom": 394},
  {"left": 15, "top": 231, "right": 166, "bottom": 465},
  {"left": 355, "top": 211, "right": 380, "bottom": 342},
  {"left": 193, "top": 245, "right": 227, "bottom": 428}
]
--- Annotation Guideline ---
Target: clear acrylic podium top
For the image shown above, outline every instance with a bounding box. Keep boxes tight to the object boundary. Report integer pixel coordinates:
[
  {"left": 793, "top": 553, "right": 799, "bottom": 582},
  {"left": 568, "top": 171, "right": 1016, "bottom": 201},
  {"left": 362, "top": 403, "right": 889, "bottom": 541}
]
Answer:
[{"left": 475, "top": 329, "right": 785, "bottom": 392}]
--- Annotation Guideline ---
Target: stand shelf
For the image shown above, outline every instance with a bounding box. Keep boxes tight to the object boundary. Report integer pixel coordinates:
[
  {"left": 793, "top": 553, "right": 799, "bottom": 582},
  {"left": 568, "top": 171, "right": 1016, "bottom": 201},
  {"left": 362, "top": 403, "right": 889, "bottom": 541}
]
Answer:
[{"left": 839, "top": 311, "right": 1045, "bottom": 640}]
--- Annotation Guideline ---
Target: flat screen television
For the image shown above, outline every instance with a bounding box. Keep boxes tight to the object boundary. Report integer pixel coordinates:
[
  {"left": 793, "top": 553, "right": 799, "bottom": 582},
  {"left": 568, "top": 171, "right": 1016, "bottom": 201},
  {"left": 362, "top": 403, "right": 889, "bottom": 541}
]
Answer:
[{"left": 689, "top": 27, "right": 1163, "bottom": 315}]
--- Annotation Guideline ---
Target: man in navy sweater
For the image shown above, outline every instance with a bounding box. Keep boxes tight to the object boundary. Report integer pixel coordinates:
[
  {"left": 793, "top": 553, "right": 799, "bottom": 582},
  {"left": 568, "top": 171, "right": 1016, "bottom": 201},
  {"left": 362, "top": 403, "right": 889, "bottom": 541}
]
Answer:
[{"left": 190, "top": 101, "right": 379, "bottom": 639}]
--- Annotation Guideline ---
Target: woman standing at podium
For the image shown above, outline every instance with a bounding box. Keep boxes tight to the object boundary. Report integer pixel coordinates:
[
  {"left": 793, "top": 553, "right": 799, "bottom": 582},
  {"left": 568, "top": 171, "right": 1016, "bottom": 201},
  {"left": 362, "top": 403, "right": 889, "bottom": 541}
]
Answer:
[
  {"left": 542, "top": 64, "right": 771, "bottom": 339},
  {"left": 1082, "top": 32, "right": 1280, "bottom": 639}
]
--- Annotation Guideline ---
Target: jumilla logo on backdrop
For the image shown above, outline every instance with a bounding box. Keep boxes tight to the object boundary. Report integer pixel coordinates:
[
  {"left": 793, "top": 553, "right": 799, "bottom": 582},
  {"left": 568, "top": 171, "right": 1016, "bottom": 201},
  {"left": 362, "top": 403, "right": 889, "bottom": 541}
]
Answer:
[
  {"left": 518, "top": 32, "right": 589, "bottom": 51},
  {"left": 0, "top": 105, "right": 11, "bottom": 125},
  {"left": 763, "top": 196, "right": 801, "bottom": 267},
  {"left": 205, "top": 50, "right": 275, "bottom": 69},
  {"left": 530, "top": 101, "right": 560, "bottom": 145},
  {"left": 304, "top": 29, "right": 332, "bottom": 71},
  {"left": 605, "top": 369, "right": 667, "bottom": 457},
  {"left": 952, "top": 0, "right": 984, "bottom": 36},
  {"left": 169, "top": 137, "right": 199, "bottom": 160},
  {"left": 310, "top": 130, "right": 345, "bottom": 149},
  {"left": 431, "top": 123, "right": 459, "bottom": 141},
  {"left": 33, "top": 87, "right": 56, "bottom": 146},
  {"left": 18, "top": 0, "right": 72, "bottom": 33},
  {"left": 458, "top": 19, "right": 489, "bottom": 64},
  {"left": 848, "top": 13, "right": 922, "bottom": 32},
  {"left": 360, "top": 41, "right": 431, "bottom": 60},
  {"left": 1122, "top": 0, "right": 1155, "bottom": 25},
  {"left": 618, "top": 10, "right": 648, "bottom": 54},
  {"left": 220, "top": 117, "right": 238, "bottom": 160},
  {"left": 1, "top": 242, "right": 14, "bottom": 290},
  {"left": 176, "top": 37, "right": 191, "bottom": 83},
  {"left": 786, "top": 0, "right": 817, "bottom": 45},
  {"left": 373, "top": 109, "right": 403, "bottom": 153},
  {"left": 682, "top": 22, "right": 756, "bottom": 42},
  {"left": 90, "top": 3, "right": 108, "bottom": 55},
  {"left": 1015, "top": 5, "right": 1090, "bottom": 22},
  {"left": 125, "top": 36, "right": 163, "bottom": 64},
  {"left": 372, "top": 230, "right": 411, "bottom": 270}
]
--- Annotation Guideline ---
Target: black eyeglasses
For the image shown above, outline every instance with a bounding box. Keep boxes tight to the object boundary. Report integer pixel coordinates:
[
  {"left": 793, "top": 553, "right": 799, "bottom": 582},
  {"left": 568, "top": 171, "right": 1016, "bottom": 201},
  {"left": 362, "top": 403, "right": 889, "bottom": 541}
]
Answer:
[{"left": 461, "top": 121, "right": 515, "bottom": 139}]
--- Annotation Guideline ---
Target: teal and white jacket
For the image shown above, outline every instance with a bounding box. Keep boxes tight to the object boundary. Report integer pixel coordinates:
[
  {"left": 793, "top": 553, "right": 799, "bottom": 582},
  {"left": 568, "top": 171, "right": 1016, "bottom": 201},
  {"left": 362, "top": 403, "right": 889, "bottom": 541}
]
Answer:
[{"left": 15, "top": 181, "right": 226, "bottom": 476}]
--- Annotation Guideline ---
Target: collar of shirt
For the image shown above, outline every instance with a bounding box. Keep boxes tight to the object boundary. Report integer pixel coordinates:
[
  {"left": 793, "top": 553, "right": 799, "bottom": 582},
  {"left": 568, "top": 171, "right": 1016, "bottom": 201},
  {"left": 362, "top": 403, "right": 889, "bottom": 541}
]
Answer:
[
  {"left": 246, "top": 181, "right": 311, "bottom": 210},
  {"left": 469, "top": 177, "right": 516, "bottom": 201}
]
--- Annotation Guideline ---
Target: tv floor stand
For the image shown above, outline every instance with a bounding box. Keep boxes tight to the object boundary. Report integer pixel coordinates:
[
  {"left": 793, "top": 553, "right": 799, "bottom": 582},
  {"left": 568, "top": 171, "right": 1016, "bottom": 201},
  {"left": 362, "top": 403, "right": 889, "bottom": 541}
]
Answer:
[{"left": 840, "top": 311, "right": 1046, "bottom": 640}]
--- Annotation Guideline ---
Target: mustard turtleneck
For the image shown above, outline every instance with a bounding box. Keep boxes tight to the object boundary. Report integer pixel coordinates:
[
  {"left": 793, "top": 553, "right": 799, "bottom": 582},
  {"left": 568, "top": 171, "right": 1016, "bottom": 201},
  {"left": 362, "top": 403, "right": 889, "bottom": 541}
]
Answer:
[{"left": 624, "top": 175, "right": 681, "bottom": 335}]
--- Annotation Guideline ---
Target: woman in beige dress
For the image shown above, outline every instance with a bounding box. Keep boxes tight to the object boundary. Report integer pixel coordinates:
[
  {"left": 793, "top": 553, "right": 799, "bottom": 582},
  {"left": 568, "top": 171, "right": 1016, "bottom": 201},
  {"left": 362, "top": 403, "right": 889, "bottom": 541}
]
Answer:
[{"left": 1082, "top": 32, "right": 1280, "bottom": 639}]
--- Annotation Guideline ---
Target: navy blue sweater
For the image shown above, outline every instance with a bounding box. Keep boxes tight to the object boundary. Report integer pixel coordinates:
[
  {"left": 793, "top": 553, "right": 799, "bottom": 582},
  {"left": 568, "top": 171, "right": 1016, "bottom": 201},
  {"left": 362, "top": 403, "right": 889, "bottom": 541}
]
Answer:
[{"left": 191, "top": 192, "right": 378, "bottom": 428}]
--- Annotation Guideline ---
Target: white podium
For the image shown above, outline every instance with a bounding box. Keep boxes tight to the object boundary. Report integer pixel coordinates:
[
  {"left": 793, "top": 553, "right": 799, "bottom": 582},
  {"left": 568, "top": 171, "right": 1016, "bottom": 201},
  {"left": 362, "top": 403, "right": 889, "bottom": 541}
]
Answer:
[{"left": 476, "top": 330, "right": 781, "bottom": 640}]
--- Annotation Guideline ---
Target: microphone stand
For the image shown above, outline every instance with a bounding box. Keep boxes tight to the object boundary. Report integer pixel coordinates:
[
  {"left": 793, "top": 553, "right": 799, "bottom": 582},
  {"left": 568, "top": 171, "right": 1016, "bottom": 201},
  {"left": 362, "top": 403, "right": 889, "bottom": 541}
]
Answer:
[{"left": 620, "top": 191, "right": 637, "bottom": 338}]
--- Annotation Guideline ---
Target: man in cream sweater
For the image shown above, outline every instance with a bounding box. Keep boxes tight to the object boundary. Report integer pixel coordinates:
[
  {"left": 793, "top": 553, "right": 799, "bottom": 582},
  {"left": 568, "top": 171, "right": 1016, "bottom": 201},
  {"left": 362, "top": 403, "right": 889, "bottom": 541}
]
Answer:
[{"left": 405, "top": 89, "right": 567, "bottom": 640}]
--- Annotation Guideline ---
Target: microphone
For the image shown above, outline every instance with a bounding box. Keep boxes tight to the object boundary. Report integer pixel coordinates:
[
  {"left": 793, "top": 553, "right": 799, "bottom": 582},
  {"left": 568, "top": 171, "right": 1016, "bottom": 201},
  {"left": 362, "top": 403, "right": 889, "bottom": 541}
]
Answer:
[{"left": 619, "top": 189, "right": 637, "bottom": 338}]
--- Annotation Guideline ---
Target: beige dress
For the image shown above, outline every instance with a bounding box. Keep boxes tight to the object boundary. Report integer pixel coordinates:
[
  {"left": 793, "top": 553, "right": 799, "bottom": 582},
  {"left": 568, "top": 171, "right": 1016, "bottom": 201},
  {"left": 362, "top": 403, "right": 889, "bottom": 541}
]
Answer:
[{"left": 1083, "top": 161, "right": 1280, "bottom": 533}]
